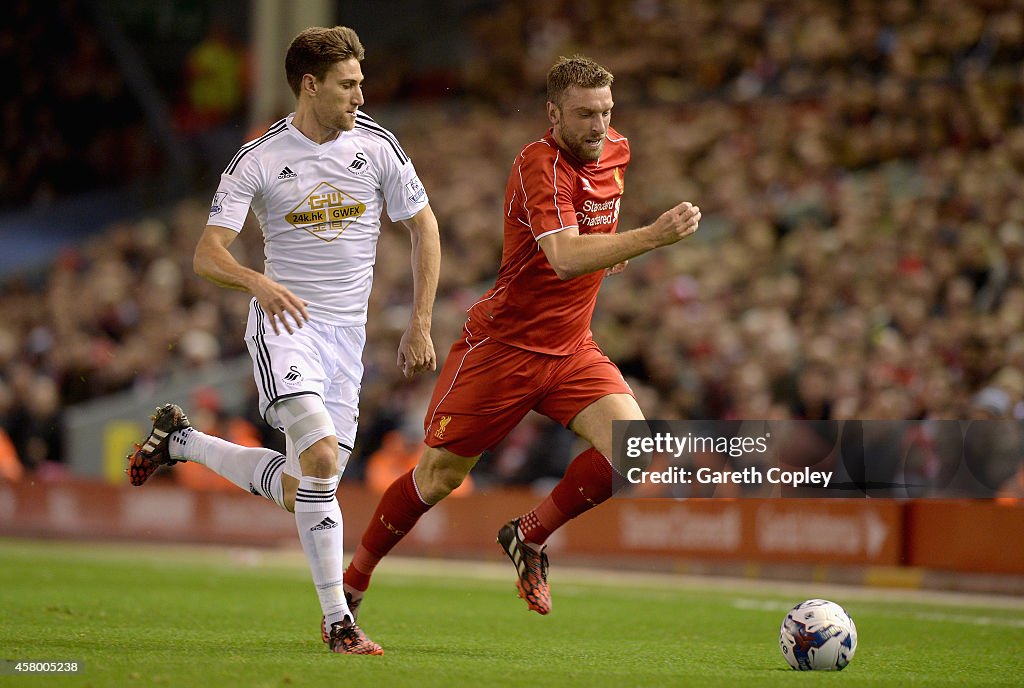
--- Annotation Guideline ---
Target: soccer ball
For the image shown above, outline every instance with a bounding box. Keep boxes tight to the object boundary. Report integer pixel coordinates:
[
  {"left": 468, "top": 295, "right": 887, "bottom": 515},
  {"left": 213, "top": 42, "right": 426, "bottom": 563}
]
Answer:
[{"left": 779, "top": 599, "right": 858, "bottom": 671}]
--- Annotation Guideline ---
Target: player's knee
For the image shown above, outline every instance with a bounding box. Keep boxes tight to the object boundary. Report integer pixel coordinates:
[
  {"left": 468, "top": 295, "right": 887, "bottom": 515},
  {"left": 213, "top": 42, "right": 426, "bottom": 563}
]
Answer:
[
  {"left": 299, "top": 439, "right": 339, "bottom": 479},
  {"left": 274, "top": 395, "right": 341, "bottom": 479},
  {"left": 416, "top": 451, "right": 475, "bottom": 502},
  {"left": 434, "top": 464, "right": 469, "bottom": 497},
  {"left": 421, "top": 473, "right": 462, "bottom": 502}
]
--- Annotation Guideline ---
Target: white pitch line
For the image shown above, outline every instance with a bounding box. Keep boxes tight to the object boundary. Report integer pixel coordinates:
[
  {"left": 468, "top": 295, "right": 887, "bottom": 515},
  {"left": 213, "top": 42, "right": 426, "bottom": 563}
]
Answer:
[
  {"left": 733, "top": 598, "right": 1024, "bottom": 628},
  {"left": 5, "top": 537, "right": 1024, "bottom": 614},
  {"left": 364, "top": 557, "right": 1024, "bottom": 615}
]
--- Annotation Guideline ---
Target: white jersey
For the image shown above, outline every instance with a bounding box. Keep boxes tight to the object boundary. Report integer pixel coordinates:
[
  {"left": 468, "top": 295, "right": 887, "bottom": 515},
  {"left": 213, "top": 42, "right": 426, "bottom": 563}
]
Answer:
[{"left": 208, "top": 112, "right": 428, "bottom": 325}]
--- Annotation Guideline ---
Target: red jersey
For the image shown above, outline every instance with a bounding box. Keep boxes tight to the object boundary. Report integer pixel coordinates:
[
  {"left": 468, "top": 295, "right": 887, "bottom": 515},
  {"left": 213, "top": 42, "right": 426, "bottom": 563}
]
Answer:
[{"left": 467, "top": 126, "right": 630, "bottom": 355}]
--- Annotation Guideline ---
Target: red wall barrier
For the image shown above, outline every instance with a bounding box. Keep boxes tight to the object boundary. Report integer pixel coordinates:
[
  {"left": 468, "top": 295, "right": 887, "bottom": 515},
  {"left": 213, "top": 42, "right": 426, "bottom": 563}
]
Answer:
[
  {"left": 905, "top": 500, "right": 1024, "bottom": 575},
  {"left": 1, "top": 479, "right": 1022, "bottom": 575},
  {"left": 566, "top": 499, "right": 902, "bottom": 566}
]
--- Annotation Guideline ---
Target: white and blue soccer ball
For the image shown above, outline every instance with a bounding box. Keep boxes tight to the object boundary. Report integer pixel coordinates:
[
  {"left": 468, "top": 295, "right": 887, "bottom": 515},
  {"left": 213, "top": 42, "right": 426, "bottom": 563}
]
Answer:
[{"left": 779, "top": 598, "right": 858, "bottom": 671}]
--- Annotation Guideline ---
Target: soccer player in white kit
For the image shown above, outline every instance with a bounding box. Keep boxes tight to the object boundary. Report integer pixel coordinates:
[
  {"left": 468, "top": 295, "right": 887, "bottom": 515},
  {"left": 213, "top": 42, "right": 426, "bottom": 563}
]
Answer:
[{"left": 125, "top": 26, "right": 440, "bottom": 655}]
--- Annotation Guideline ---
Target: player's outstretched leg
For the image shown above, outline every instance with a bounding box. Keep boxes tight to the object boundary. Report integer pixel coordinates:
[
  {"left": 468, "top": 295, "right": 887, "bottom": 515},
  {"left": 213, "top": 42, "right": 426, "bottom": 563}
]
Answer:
[
  {"left": 497, "top": 517, "right": 551, "bottom": 615},
  {"left": 324, "top": 618, "right": 384, "bottom": 655},
  {"left": 341, "top": 467, "right": 434, "bottom": 619},
  {"left": 125, "top": 403, "right": 191, "bottom": 486}
]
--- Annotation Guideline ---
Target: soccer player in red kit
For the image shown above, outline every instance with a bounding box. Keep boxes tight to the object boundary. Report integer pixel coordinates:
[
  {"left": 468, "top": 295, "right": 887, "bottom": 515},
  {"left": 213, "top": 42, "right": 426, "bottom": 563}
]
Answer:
[{"left": 343, "top": 55, "right": 701, "bottom": 620}]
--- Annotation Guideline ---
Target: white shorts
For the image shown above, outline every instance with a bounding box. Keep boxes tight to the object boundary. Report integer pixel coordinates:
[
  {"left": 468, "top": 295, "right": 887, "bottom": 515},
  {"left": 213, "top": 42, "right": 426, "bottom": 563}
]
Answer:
[{"left": 244, "top": 298, "right": 365, "bottom": 457}]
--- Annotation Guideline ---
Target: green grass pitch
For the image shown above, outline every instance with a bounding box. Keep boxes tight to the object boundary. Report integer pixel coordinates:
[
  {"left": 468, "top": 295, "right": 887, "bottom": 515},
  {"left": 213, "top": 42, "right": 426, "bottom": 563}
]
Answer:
[{"left": 1, "top": 538, "right": 1022, "bottom": 687}]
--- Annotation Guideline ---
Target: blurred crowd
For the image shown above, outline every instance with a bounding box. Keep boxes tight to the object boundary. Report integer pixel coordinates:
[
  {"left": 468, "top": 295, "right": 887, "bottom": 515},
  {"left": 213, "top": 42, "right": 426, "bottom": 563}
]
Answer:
[
  {"left": 0, "top": 0, "right": 161, "bottom": 209},
  {"left": 2, "top": 0, "right": 1023, "bottom": 495}
]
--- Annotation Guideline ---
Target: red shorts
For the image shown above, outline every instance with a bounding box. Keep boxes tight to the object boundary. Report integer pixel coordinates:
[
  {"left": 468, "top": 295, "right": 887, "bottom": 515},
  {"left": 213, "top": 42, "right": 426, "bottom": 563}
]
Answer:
[{"left": 423, "top": 330, "right": 633, "bottom": 457}]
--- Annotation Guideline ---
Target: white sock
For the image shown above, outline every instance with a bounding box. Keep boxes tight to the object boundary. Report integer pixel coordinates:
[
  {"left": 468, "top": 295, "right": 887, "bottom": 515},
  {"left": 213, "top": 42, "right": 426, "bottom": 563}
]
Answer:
[
  {"left": 169, "top": 427, "right": 286, "bottom": 510},
  {"left": 294, "top": 474, "right": 351, "bottom": 628}
]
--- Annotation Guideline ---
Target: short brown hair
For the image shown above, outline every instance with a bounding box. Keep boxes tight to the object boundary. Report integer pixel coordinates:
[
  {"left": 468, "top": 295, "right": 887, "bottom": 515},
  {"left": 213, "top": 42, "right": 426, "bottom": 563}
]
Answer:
[
  {"left": 285, "top": 26, "right": 365, "bottom": 97},
  {"left": 546, "top": 55, "right": 614, "bottom": 106}
]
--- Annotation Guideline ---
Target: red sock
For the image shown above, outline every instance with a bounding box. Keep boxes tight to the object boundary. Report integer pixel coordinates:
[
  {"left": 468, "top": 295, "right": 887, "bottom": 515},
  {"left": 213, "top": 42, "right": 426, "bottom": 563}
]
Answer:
[
  {"left": 518, "top": 448, "right": 614, "bottom": 546},
  {"left": 343, "top": 468, "right": 432, "bottom": 592}
]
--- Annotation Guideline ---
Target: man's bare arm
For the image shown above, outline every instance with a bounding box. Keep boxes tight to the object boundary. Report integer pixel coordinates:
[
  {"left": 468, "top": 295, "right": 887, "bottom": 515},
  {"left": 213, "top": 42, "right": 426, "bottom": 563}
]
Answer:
[
  {"left": 396, "top": 204, "right": 441, "bottom": 377},
  {"left": 194, "top": 224, "right": 309, "bottom": 334}
]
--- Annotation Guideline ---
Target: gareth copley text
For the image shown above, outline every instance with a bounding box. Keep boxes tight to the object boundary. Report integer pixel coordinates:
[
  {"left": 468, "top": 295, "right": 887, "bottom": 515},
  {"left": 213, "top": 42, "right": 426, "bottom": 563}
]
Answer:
[{"left": 625, "top": 466, "right": 833, "bottom": 488}]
